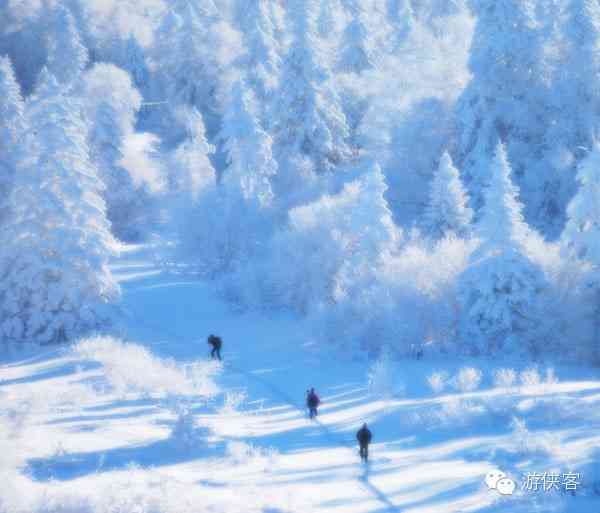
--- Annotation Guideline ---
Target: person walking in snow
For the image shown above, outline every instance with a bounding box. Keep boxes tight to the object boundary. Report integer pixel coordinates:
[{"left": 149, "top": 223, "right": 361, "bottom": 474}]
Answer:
[
  {"left": 207, "top": 334, "right": 222, "bottom": 361},
  {"left": 306, "top": 387, "right": 320, "bottom": 419},
  {"left": 356, "top": 423, "right": 372, "bottom": 462}
]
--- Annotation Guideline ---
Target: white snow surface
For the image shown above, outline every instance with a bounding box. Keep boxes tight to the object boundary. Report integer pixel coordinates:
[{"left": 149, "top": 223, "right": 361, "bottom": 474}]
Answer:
[{"left": 1, "top": 245, "right": 600, "bottom": 513}]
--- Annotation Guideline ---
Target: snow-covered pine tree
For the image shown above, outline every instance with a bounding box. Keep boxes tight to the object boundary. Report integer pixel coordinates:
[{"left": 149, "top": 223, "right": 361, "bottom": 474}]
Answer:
[
  {"left": 271, "top": 0, "right": 350, "bottom": 183},
  {"left": 317, "top": 0, "right": 343, "bottom": 40},
  {"left": 153, "top": 0, "right": 216, "bottom": 109},
  {"left": 332, "top": 161, "right": 400, "bottom": 301},
  {"left": 563, "top": 0, "right": 600, "bottom": 143},
  {"left": 0, "top": 56, "right": 25, "bottom": 223},
  {"left": 422, "top": 152, "right": 473, "bottom": 239},
  {"left": 386, "top": 0, "right": 414, "bottom": 49},
  {"left": 561, "top": 142, "right": 600, "bottom": 361},
  {"left": 220, "top": 81, "right": 277, "bottom": 208},
  {"left": 266, "top": 160, "right": 399, "bottom": 313},
  {"left": 170, "top": 108, "right": 216, "bottom": 198},
  {"left": 120, "top": 35, "right": 150, "bottom": 93},
  {"left": 151, "top": 0, "right": 240, "bottom": 143},
  {"left": 79, "top": 63, "right": 153, "bottom": 242},
  {"left": 180, "top": 81, "right": 278, "bottom": 275},
  {"left": 562, "top": 143, "right": 600, "bottom": 263},
  {"left": 44, "top": 5, "right": 89, "bottom": 87},
  {"left": 234, "top": 0, "right": 281, "bottom": 105},
  {"left": 458, "top": 143, "right": 548, "bottom": 356},
  {"left": 338, "top": 0, "right": 377, "bottom": 74},
  {"left": 0, "top": 69, "right": 119, "bottom": 343},
  {"left": 455, "top": 0, "right": 558, "bottom": 234}
]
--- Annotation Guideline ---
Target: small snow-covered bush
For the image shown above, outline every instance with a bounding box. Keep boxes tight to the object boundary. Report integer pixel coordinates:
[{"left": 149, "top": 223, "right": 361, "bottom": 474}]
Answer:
[
  {"left": 454, "top": 367, "right": 482, "bottom": 393},
  {"left": 73, "top": 337, "right": 219, "bottom": 398},
  {"left": 169, "top": 406, "right": 209, "bottom": 451},
  {"left": 544, "top": 367, "right": 558, "bottom": 385},
  {"left": 367, "top": 350, "right": 393, "bottom": 398},
  {"left": 222, "top": 390, "right": 248, "bottom": 414},
  {"left": 427, "top": 371, "right": 449, "bottom": 394},
  {"left": 520, "top": 367, "right": 541, "bottom": 387},
  {"left": 509, "top": 416, "right": 556, "bottom": 458},
  {"left": 226, "top": 441, "right": 279, "bottom": 472},
  {"left": 493, "top": 368, "right": 517, "bottom": 389}
]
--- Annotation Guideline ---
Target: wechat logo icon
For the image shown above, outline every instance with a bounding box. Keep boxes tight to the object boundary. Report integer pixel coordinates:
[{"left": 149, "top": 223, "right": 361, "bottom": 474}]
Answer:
[{"left": 485, "top": 470, "right": 515, "bottom": 496}]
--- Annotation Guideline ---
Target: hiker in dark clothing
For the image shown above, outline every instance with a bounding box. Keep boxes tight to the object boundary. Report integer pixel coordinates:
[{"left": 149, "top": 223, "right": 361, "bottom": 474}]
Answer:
[
  {"left": 208, "top": 334, "right": 222, "bottom": 360},
  {"left": 356, "top": 423, "right": 372, "bottom": 462},
  {"left": 306, "top": 387, "right": 320, "bottom": 419}
]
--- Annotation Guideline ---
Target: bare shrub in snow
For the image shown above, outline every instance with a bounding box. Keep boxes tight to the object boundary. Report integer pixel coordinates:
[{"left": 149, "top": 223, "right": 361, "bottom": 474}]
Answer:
[
  {"left": 422, "top": 397, "right": 487, "bottom": 429},
  {"left": 520, "top": 367, "right": 541, "bottom": 387},
  {"left": 226, "top": 441, "right": 279, "bottom": 473},
  {"left": 493, "top": 368, "right": 517, "bottom": 389},
  {"left": 367, "top": 349, "right": 394, "bottom": 398},
  {"left": 74, "top": 337, "right": 219, "bottom": 399},
  {"left": 509, "top": 416, "right": 557, "bottom": 458},
  {"left": 169, "top": 406, "right": 209, "bottom": 451},
  {"left": 222, "top": 390, "right": 248, "bottom": 414},
  {"left": 453, "top": 367, "right": 482, "bottom": 393},
  {"left": 427, "top": 371, "right": 449, "bottom": 394}
]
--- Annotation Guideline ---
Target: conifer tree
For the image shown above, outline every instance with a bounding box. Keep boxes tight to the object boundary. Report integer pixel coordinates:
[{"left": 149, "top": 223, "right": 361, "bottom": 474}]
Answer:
[
  {"left": 0, "top": 70, "right": 118, "bottom": 343},
  {"left": 152, "top": 0, "right": 239, "bottom": 133},
  {"left": 455, "top": 0, "right": 551, "bottom": 228},
  {"left": 0, "top": 56, "right": 25, "bottom": 222},
  {"left": 219, "top": 81, "right": 277, "bottom": 208},
  {"left": 422, "top": 152, "right": 473, "bottom": 239},
  {"left": 79, "top": 63, "right": 151, "bottom": 241},
  {"left": 270, "top": 0, "right": 350, "bottom": 207},
  {"left": 458, "top": 144, "right": 547, "bottom": 356},
  {"left": 235, "top": 0, "right": 281, "bottom": 103},
  {"left": 563, "top": 0, "right": 600, "bottom": 142},
  {"left": 45, "top": 5, "right": 89, "bottom": 87},
  {"left": 339, "top": 0, "right": 377, "bottom": 73},
  {"left": 562, "top": 143, "right": 600, "bottom": 263}
]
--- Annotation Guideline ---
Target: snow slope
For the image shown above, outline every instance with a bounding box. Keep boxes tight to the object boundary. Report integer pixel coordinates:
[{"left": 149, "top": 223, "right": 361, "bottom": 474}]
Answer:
[{"left": 2, "top": 245, "right": 600, "bottom": 513}]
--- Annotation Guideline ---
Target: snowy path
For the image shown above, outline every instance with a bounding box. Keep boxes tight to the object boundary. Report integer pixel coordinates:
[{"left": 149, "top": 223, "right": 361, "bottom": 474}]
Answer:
[{"left": 118, "top": 259, "right": 401, "bottom": 512}]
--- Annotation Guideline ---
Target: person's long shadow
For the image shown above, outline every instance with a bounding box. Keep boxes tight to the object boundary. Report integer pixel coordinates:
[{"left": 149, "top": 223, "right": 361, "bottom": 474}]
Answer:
[{"left": 26, "top": 431, "right": 225, "bottom": 482}]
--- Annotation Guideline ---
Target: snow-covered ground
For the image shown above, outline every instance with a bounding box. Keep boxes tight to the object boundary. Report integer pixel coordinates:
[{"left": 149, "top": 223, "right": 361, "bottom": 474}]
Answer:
[{"left": 2, "top": 246, "right": 600, "bottom": 513}]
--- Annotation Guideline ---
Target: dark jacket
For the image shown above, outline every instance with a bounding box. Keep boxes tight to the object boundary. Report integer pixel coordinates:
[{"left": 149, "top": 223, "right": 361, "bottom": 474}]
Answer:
[
  {"left": 307, "top": 392, "right": 320, "bottom": 408},
  {"left": 208, "top": 335, "right": 222, "bottom": 349},
  {"left": 356, "top": 427, "right": 372, "bottom": 446}
]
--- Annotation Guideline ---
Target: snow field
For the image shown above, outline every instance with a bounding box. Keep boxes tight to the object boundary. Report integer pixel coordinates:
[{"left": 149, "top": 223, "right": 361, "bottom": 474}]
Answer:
[{"left": 2, "top": 254, "right": 600, "bottom": 513}]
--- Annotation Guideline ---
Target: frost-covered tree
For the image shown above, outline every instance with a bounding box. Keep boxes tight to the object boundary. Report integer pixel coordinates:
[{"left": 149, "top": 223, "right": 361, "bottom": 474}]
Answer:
[
  {"left": 44, "top": 5, "right": 89, "bottom": 87},
  {"left": 271, "top": 0, "right": 350, "bottom": 183},
  {"left": 422, "top": 152, "right": 473, "bottom": 239},
  {"left": 219, "top": 81, "right": 277, "bottom": 208},
  {"left": 318, "top": 0, "right": 343, "bottom": 39},
  {"left": 0, "top": 70, "right": 118, "bottom": 343},
  {"left": 339, "top": 0, "right": 377, "bottom": 73},
  {"left": 0, "top": 56, "right": 25, "bottom": 222},
  {"left": 234, "top": 0, "right": 281, "bottom": 105},
  {"left": 265, "top": 161, "right": 399, "bottom": 313},
  {"left": 169, "top": 108, "right": 216, "bottom": 198},
  {"left": 562, "top": 143, "right": 600, "bottom": 263},
  {"left": 387, "top": 0, "right": 414, "bottom": 48},
  {"left": 118, "top": 35, "right": 150, "bottom": 93},
  {"left": 561, "top": 143, "right": 600, "bottom": 361},
  {"left": 179, "top": 82, "right": 278, "bottom": 275},
  {"left": 151, "top": 0, "right": 241, "bottom": 141},
  {"left": 79, "top": 63, "right": 158, "bottom": 242},
  {"left": 458, "top": 144, "right": 548, "bottom": 356},
  {"left": 455, "top": 0, "right": 560, "bottom": 234},
  {"left": 562, "top": 0, "right": 600, "bottom": 142}
]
